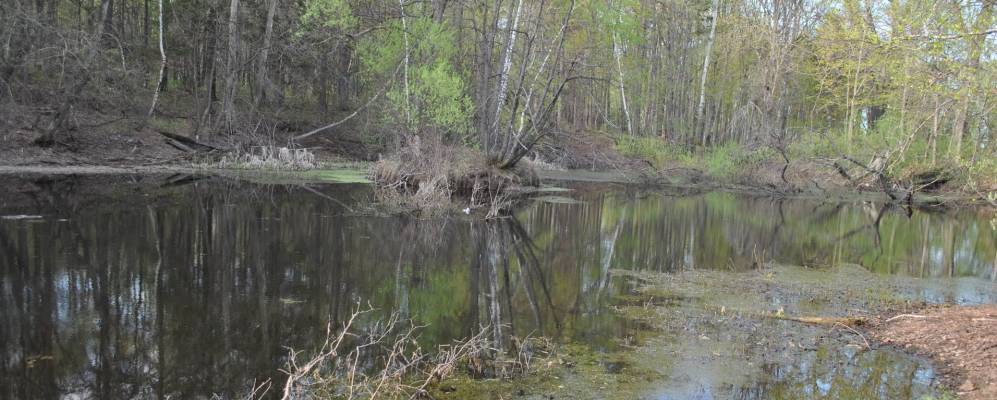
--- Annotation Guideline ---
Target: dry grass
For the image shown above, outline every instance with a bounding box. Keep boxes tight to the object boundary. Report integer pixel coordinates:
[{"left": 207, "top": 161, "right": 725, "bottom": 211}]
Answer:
[
  {"left": 270, "top": 304, "right": 558, "bottom": 400},
  {"left": 216, "top": 145, "right": 318, "bottom": 170},
  {"left": 371, "top": 137, "right": 467, "bottom": 215},
  {"left": 371, "top": 137, "right": 539, "bottom": 217}
]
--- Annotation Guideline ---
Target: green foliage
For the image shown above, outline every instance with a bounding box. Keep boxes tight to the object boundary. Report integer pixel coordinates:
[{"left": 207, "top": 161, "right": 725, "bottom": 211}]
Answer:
[
  {"left": 362, "top": 17, "right": 472, "bottom": 140},
  {"left": 299, "top": 0, "right": 356, "bottom": 32},
  {"left": 702, "top": 143, "right": 774, "bottom": 178},
  {"left": 615, "top": 136, "right": 773, "bottom": 179},
  {"left": 412, "top": 61, "right": 472, "bottom": 132},
  {"left": 615, "top": 137, "right": 694, "bottom": 167},
  {"left": 966, "top": 155, "right": 997, "bottom": 188}
]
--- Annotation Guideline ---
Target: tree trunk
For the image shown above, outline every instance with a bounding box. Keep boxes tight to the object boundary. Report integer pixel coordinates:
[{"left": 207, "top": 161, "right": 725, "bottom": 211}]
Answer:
[
  {"left": 930, "top": 94, "right": 939, "bottom": 165},
  {"left": 398, "top": 0, "right": 412, "bottom": 131},
  {"left": 148, "top": 0, "right": 166, "bottom": 116},
  {"left": 431, "top": 0, "right": 448, "bottom": 22},
  {"left": 490, "top": 0, "right": 525, "bottom": 151},
  {"left": 613, "top": 31, "right": 633, "bottom": 136},
  {"left": 144, "top": 0, "right": 149, "bottom": 48},
  {"left": 253, "top": 0, "right": 277, "bottom": 109},
  {"left": 318, "top": 52, "right": 329, "bottom": 114},
  {"left": 866, "top": 105, "right": 885, "bottom": 129},
  {"left": 221, "top": 0, "right": 240, "bottom": 131},
  {"left": 98, "top": 0, "right": 114, "bottom": 41},
  {"left": 696, "top": 0, "right": 718, "bottom": 145},
  {"left": 950, "top": 0, "right": 994, "bottom": 162}
]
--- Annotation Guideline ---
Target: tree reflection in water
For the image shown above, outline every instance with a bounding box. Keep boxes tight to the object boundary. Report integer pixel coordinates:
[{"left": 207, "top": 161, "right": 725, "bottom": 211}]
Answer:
[{"left": 0, "top": 178, "right": 994, "bottom": 398}]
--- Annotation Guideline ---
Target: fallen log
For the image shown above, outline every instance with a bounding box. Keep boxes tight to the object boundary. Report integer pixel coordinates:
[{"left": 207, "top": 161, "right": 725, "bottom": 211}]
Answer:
[
  {"left": 155, "top": 130, "right": 220, "bottom": 152},
  {"left": 770, "top": 314, "right": 868, "bottom": 327}
]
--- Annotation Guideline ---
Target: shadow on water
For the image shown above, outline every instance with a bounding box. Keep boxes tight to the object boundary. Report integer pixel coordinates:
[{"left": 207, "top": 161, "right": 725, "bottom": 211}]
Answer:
[{"left": 0, "top": 175, "right": 994, "bottom": 398}]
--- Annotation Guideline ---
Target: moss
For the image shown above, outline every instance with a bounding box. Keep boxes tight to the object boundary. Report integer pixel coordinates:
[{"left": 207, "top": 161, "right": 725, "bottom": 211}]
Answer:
[
  {"left": 208, "top": 166, "right": 372, "bottom": 184},
  {"left": 429, "top": 342, "right": 662, "bottom": 400},
  {"left": 306, "top": 168, "right": 373, "bottom": 183}
]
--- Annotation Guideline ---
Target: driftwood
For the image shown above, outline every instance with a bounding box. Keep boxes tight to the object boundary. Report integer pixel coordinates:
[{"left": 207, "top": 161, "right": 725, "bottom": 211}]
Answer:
[
  {"left": 771, "top": 314, "right": 871, "bottom": 348},
  {"left": 155, "top": 130, "right": 220, "bottom": 153},
  {"left": 771, "top": 314, "right": 868, "bottom": 327}
]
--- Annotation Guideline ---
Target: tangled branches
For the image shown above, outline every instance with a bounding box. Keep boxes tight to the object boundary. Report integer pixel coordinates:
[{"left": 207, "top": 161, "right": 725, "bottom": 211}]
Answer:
[{"left": 275, "top": 304, "right": 557, "bottom": 400}]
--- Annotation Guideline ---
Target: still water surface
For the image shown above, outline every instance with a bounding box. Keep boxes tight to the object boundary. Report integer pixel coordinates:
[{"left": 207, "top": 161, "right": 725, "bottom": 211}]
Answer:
[{"left": 1, "top": 175, "right": 994, "bottom": 399}]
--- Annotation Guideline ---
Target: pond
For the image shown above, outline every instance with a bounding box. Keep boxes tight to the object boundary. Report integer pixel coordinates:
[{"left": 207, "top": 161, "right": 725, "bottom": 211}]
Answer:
[{"left": 1, "top": 174, "right": 994, "bottom": 399}]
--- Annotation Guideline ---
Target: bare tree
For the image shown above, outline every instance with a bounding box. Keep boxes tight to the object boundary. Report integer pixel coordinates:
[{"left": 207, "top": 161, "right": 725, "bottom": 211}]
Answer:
[
  {"left": 221, "top": 0, "right": 240, "bottom": 131},
  {"left": 253, "top": 0, "right": 278, "bottom": 109},
  {"left": 696, "top": 0, "right": 719, "bottom": 145},
  {"left": 147, "top": 0, "right": 166, "bottom": 116},
  {"left": 612, "top": 10, "right": 633, "bottom": 136}
]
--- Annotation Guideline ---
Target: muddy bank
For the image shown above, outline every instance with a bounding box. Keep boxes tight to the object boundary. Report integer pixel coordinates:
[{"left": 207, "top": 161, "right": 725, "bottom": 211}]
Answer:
[
  {"left": 871, "top": 305, "right": 997, "bottom": 400},
  {"left": 4, "top": 120, "right": 993, "bottom": 209},
  {"left": 0, "top": 105, "right": 378, "bottom": 167}
]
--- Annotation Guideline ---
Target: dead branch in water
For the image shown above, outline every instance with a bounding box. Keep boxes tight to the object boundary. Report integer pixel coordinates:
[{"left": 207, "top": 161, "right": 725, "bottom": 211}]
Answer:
[
  {"left": 769, "top": 314, "right": 871, "bottom": 349},
  {"left": 281, "top": 304, "right": 370, "bottom": 400},
  {"left": 770, "top": 314, "right": 867, "bottom": 327},
  {"left": 834, "top": 321, "right": 871, "bottom": 349},
  {"left": 242, "top": 378, "right": 273, "bottom": 400},
  {"left": 277, "top": 303, "right": 556, "bottom": 399}
]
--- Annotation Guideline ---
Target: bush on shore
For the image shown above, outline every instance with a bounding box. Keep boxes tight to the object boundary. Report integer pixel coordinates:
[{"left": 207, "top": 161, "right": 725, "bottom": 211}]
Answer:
[{"left": 371, "top": 136, "right": 539, "bottom": 217}]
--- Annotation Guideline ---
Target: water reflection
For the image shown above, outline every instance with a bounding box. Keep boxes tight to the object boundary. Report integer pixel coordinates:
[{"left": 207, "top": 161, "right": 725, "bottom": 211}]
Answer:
[{"left": 0, "top": 177, "right": 994, "bottom": 398}]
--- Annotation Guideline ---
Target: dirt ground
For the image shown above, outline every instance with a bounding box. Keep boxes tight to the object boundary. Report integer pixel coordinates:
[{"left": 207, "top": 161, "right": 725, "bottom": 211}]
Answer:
[
  {"left": 0, "top": 115, "right": 183, "bottom": 166},
  {"left": 0, "top": 102, "right": 375, "bottom": 167},
  {"left": 870, "top": 305, "right": 997, "bottom": 400}
]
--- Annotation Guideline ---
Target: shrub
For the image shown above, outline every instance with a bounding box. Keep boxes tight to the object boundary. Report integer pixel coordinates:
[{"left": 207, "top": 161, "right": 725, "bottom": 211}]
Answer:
[
  {"left": 702, "top": 142, "right": 774, "bottom": 179},
  {"left": 614, "top": 136, "right": 694, "bottom": 167},
  {"left": 615, "top": 136, "right": 774, "bottom": 179}
]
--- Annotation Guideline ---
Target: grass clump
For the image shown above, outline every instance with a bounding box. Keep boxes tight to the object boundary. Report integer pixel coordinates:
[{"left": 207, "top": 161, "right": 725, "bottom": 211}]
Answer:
[
  {"left": 615, "top": 136, "right": 774, "bottom": 180},
  {"left": 216, "top": 145, "right": 318, "bottom": 170},
  {"left": 372, "top": 136, "right": 539, "bottom": 217},
  {"left": 615, "top": 136, "right": 695, "bottom": 168}
]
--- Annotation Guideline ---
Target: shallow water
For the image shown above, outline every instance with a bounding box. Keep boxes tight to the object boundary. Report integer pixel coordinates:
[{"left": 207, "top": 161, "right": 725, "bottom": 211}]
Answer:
[{"left": 0, "top": 175, "right": 994, "bottom": 399}]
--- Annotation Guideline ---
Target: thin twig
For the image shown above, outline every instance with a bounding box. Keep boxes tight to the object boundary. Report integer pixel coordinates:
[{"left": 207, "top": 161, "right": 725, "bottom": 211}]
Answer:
[
  {"left": 885, "top": 314, "right": 931, "bottom": 323},
  {"left": 835, "top": 322, "right": 870, "bottom": 349}
]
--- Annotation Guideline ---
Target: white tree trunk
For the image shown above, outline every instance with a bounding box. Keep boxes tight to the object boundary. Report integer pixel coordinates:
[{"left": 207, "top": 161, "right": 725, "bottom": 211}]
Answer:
[
  {"left": 696, "top": 0, "right": 719, "bottom": 144},
  {"left": 613, "top": 32, "right": 633, "bottom": 136},
  {"left": 493, "top": 0, "right": 525, "bottom": 131},
  {"left": 147, "top": 0, "right": 166, "bottom": 116},
  {"left": 398, "top": 0, "right": 412, "bottom": 129}
]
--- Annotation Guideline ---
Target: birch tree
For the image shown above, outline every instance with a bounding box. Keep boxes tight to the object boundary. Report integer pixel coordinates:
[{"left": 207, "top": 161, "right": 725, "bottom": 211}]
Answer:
[
  {"left": 696, "top": 0, "right": 719, "bottom": 144},
  {"left": 147, "top": 0, "right": 166, "bottom": 116}
]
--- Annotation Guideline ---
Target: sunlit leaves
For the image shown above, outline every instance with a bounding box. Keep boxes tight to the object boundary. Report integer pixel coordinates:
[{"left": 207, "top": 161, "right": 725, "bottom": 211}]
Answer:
[
  {"left": 362, "top": 17, "right": 473, "bottom": 138},
  {"left": 299, "top": 0, "right": 356, "bottom": 32}
]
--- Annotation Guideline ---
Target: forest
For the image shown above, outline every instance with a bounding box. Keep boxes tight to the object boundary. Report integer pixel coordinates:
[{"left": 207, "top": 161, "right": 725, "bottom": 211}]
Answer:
[
  {"left": 3, "top": 2, "right": 997, "bottom": 397},
  {"left": 1, "top": 0, "right": 995, "bottom": 199}
]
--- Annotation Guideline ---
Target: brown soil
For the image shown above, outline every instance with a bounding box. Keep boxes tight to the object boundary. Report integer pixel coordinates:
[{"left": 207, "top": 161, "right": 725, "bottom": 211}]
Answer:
[
  {"left": 535, "top": 129, "right": 649, "bottom": 172},
  {"left": 0, "top": 108, "right": 185, "bottom": 166},
  {"left": 870, "top": 305, "right": 997, "bottom": 400},
  {"left": 0, "top": 102, "right": 374, "bottom": 167}
]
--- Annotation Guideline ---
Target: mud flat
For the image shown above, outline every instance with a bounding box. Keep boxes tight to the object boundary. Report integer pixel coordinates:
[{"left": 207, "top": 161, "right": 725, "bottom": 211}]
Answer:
[{"left": 872, "top": 305, "right": 997, "bottom": 400}]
